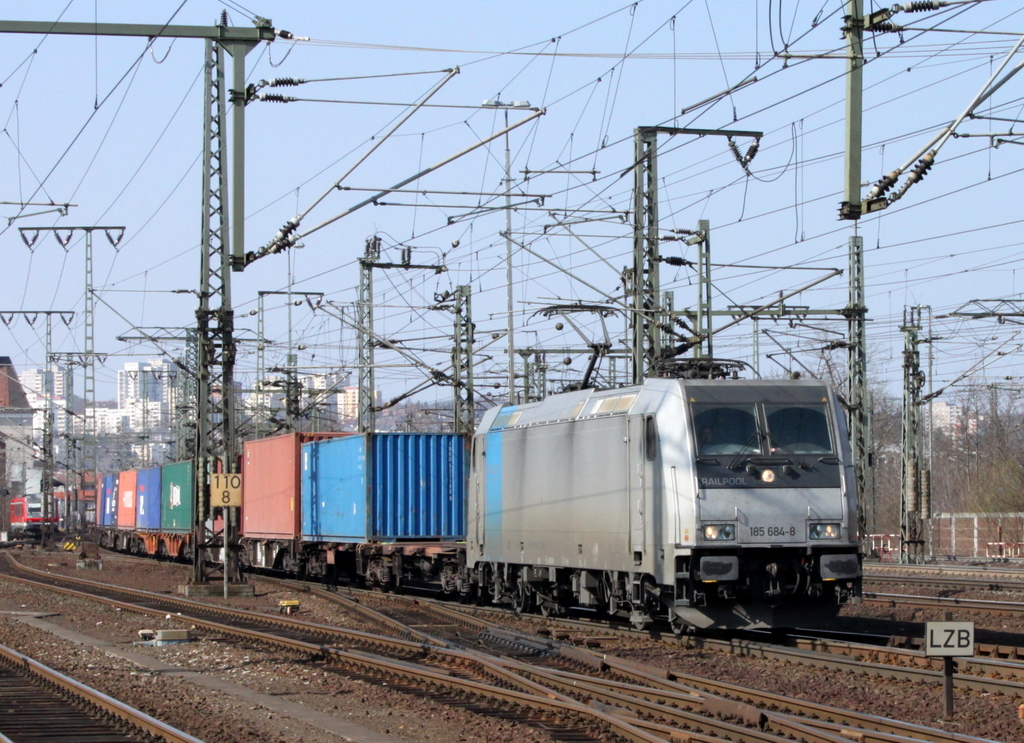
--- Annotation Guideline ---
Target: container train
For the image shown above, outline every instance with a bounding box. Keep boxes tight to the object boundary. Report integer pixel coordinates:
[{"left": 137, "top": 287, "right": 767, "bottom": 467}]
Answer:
[{"left": 92, "top": 377, "right": 863, "bottom": 631}]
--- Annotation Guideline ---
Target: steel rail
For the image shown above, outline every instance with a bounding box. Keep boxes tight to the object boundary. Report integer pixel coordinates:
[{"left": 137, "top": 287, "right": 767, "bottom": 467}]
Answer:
[
  {"left": 496, "top": 659, "right": 849, "bottom": 743},
  {"left": 592, "top": 654, "right": 999, "bottom": 743},
  {"left": 259, "top": 575, "right": 490, "bottom": 644},
  {"left": 274, "top": 577, "right": 1007, "bottom": 743},
  {"left": 0, "top": 640, "right": 205, "bottom": 743},
  {"left": 282, "top": 570, "right": 1024, "bottom": 699},
  {"left": 2, "top": 556, "right": 918, "bottom": 743},
  {"left": 0, "top": 560, "right": 668, "bottom": 742},
  {"left": 865, "top": 562, "right": 1024, "bottom": 580},
  {"left": 0, "top": 557, "right": 444, "bottom": 657},
  {"left": 863, "top": 591, "right": 1024, "bottom": 617},
  {"left": 324, "top": 648, "right": 667, "bottom": 743},
  {"left": 866, "top": 573, "right": 1024, "bottom": 592},
  {"left": 482, "top": 640, "right": 994, "bottom": 743},
  {"left": 6, "top": 555, "right": 1005, "bottom": 743}
]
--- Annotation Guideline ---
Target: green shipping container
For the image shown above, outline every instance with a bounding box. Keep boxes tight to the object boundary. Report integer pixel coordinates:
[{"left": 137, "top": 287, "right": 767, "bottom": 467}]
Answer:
[{"left": 161, "top": 461, "right": 194, "bottom": 533}]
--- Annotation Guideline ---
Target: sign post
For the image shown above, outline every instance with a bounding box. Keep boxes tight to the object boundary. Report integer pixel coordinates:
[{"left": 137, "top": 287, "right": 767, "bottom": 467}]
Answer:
[
  {"left": 924, "top": 620, "right": 974, "bottom": 717},
  {"left": 210, "top": 473, "right": 243, "bottom": 599}
]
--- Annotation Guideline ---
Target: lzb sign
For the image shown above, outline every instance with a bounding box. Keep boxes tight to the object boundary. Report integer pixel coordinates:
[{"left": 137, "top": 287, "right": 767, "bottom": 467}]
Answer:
[
  {"left": 210, "top": 473, "right": 242, "bottom": 508},
  {"left": 924, "top": 621, "right": 975, "bottom": 657}
]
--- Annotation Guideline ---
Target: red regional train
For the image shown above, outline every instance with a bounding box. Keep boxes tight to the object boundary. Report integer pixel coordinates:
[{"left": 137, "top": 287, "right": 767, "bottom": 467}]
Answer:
[{"left": 9, "top": 493, "right": 64, "bottom": 537}]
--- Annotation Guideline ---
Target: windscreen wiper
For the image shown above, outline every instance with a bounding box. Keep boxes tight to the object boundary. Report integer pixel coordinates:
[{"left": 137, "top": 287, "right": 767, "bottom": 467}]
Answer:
[{"left": 727, "top": 432, "right": 763, "bottom": 472}]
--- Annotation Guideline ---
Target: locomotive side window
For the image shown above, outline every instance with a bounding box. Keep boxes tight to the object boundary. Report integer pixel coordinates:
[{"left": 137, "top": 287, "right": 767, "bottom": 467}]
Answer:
[
  {"left": 645, "top": 416, "right": 658, "bottom": 461},
  {"left": 693, "top": 405, "right": 761, "bottom": 456},
  {"left": 764, "top": 404, "right": 833, "bottom": 455}
]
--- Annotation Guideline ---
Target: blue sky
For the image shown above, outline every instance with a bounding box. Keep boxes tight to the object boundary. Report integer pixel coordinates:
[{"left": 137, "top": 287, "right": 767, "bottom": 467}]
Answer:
[{"left": 1, "top": 1, "right": 1023, "bottom": 408}]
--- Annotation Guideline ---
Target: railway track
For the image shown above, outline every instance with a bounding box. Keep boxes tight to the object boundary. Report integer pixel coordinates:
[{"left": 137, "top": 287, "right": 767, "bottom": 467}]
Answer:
[
  {"left": 2, "top": 553, "right": 1003, "bottom": 743},
  {"left": 863, "top": 590, "right": 1024, "bottom": 617},
  {"left": 0, "top": 639, "right": 204, "bottom": 743},
  {"left": 262, "top": 577, "right": 1016, "bottom": 743},
  {"left": 866, "top": 571, "right": 1024, "bottom": 594},
  {"left": 865, "top": 561, "right": 1024, "bottom": 581},
  {"left": 0, "top": 555, "right": 661, "bottom": 743},
  {"left": 79, "top": 554, "right": 1024, "bottom": 697},
  {"left": 5, "top": 552, "right": 1015, "bottom": 742}
]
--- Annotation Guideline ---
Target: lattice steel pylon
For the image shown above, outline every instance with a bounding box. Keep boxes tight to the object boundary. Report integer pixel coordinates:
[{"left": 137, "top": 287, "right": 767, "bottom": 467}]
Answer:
[
  {"left": 17, "top": 226, "right": 123, "bottom": 530},
  {"left": 0, "top": 311, "right": 74, "bottom": 545},
  {"left": 174, "top": 330, "right": 198, "bottom": 463},
  {"left": 0, "top": 15, "right": 280, "bottom": 588},
  {"left": 901, "top": 306, "right": 926, "bottom": 564},
  {"left": 846, "top": 235, "right": 873, "bottom": 536},
  {"left": 357, "top": 238, "right": 446, "bottom": 432},
  {"left": 357, "top": 237, "right": 379, "bottom": 434},
  {"left": 631, "top": 128, "right": 662, "bottom": 383},
  {"left": 628, "top": 126, "right": 760, "bottom": 381},
  {"left": 451, "top": 286, "right": 475, "bottom": 434},
  {"left": 194, "top": 36, "right": 239, "bottom": 585}
]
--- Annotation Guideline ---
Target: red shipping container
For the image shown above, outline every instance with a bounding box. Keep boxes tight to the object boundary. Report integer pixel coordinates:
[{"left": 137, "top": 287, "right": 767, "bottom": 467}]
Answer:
[
  {"left": 241, "top": 433, "right": 350, "bottom": 539},
  {"left": 117, "top": 470, "right": 138, "bottom": 529}
]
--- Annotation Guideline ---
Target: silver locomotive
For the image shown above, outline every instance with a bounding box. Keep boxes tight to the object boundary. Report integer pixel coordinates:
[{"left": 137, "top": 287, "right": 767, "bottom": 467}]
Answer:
[{"left": 467, "top": 377, "right": 862, "bottom": 631}]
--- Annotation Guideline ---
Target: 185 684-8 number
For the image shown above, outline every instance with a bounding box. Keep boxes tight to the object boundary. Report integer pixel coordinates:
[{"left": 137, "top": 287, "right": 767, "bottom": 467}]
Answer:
[{"left": 750, "top": 525, "right": 795, "bottom": 537}]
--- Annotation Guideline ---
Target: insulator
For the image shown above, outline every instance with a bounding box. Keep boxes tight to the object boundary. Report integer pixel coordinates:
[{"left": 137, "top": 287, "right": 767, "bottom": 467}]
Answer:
[
  {"left": 872, "top": 22, "right": 902, "bottom": 32},
  {"left": 220, "top": 10, "right": 229, "bottom": 27},
  {"left": 921, "top": 469, "right": 932, "bottom": 518},
  {"left": 913, "top": 151, "right": 934, "bottom": 176},
  {"left": 906, "top": 467, "right": 919, "bottom": 513},
  {"left": 745, "top": 139, "right": 760, "bottom": 163},
  {"left": 727, "top": 138, "right": 743, "bottom": 164},
  {"left": 904, "top": 151, "right": 935, "bottom": 187},
  {"left": 258, "top": 93, "right": 296, "bottom": 103},
  {"left": 268, "top": 77, "right": 303, "bottom": 87},
  {"left": 866, "top": 171, "right": 898, "bottom": 200},
  {"left": 901, "top": 1, "right": 945, "bottom": 12},
  {"left": 662, "top": 256, "right": 688, "bottom": 267}
]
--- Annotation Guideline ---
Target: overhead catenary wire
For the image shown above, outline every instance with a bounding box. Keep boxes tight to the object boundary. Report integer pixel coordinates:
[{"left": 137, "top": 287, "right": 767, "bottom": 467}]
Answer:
[{"left": 3, "top": 1, "right": 1022, "bottom": 415}]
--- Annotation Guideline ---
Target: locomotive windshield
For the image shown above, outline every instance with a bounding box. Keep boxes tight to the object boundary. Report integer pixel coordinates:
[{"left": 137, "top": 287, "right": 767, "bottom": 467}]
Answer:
[
  {"left": 690, "top": 390, "right": 841, "bottom": 488},
  {"left": 694, "top": 405, "right": 762, "bottom": 456},
  {"left": 765, "top": 403, "right": 833, "bottom": 455}
]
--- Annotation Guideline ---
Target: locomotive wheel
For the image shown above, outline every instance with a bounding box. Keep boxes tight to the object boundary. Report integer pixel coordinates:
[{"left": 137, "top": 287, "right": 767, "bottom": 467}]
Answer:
[
  {"left": 538, "top": 597, "right": 558, "bottom": 618},
  {"left": 513, "top": 578, "right": 534, "bottom": 616}
]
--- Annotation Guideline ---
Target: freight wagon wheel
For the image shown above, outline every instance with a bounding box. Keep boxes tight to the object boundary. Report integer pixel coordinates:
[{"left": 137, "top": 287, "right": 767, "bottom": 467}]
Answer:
[
  {"left": 670, "top": 615, "right": 690, "bottom": 637},
  {"left": 630, "top": 613, "right": 651, "bottom": 631}
]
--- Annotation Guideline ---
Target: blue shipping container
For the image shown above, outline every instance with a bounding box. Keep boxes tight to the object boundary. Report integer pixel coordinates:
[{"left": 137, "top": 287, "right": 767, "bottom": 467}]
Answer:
[
  {"left": 136, "top": 467, "right": 162, "bottom": 531},
  {"left": 100, "top": 474, "right": 117, "bottom": 527},
  {"left": 302, "top": 433, "right": 467, "bottom": 541}
]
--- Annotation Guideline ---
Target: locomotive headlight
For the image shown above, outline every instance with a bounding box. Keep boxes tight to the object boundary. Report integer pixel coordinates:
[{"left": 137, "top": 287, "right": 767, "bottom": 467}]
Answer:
[
  {"left": 809, "top": 522, "right": 842, "bottom": 540},
  {"left": 703, "top": 524, "right": 736, "bottom": 541},
  {"left": 761, "top": 469, "right": 776, "bottom": 483}
]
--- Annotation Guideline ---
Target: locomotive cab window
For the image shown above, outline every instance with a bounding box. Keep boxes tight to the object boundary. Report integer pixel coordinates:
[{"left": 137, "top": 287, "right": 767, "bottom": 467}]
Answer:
[
  {"left": 764, "top": 403, "right": 833, "bottom": 455},
  {"left": 693, "top": 405, "right": 761, "bottom": 456}
]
